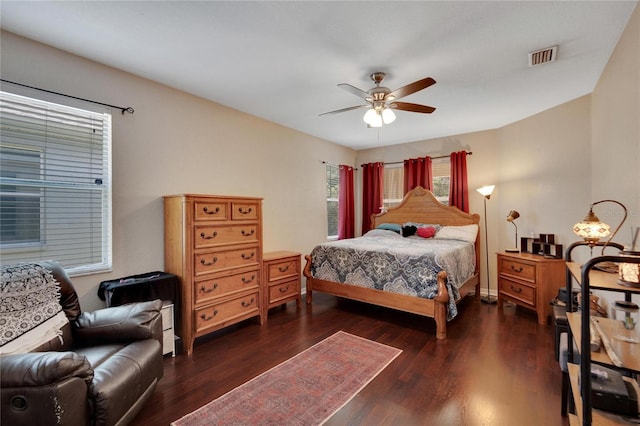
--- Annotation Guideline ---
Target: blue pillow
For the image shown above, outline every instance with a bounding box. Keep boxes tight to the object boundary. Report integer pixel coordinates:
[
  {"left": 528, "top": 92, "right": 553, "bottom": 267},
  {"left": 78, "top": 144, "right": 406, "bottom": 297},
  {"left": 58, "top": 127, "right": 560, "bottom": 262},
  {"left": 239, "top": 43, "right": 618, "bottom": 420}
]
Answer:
[{"left": 376, "top": 223, "right": 402, "bottom": 233}]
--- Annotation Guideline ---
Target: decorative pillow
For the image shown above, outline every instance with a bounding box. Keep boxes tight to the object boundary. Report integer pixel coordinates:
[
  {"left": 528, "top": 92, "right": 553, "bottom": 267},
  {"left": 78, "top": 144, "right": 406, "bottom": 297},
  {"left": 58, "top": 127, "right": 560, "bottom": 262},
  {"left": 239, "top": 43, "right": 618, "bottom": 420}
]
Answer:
[
  {"left": 403, "top": 222, "right": 442, "bottom": 233},
  {"left": 376, "top": 223, "right": 402, "bottom": 234},
  {"left": 416, "top": 226, "right": 437, "bottom": 238},
  {"left": 402, "top": 225, "right": 417, "bottom": 237},
  {"left": 434, "top": 224, "right": 479, "bottom": 243}
]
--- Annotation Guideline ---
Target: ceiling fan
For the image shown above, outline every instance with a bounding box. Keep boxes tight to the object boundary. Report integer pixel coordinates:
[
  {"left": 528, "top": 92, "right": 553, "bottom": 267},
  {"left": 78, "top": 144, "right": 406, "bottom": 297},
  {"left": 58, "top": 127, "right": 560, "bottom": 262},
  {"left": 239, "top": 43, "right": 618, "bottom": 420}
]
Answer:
[{"left": 320, "top": 72, "right": 436, "bottom": 127}]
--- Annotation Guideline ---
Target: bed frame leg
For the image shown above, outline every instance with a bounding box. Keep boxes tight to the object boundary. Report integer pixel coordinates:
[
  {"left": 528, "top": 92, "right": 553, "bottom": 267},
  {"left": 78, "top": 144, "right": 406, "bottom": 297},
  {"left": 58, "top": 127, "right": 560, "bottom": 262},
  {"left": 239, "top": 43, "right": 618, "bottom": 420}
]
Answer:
[
  {"left": 434, "top": 271, "right": 449, "bottom": 340},
  {"left": 303, "top": 255, "right": 313, "bottom": 304}
]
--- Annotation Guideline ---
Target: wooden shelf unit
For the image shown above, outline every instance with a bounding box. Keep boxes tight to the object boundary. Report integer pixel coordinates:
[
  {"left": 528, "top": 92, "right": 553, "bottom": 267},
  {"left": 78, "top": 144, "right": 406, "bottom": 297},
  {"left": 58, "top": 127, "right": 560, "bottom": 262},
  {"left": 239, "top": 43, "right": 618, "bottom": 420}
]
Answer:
[{"left": 565, "top": 256, "right": 640, "bottom": 425}]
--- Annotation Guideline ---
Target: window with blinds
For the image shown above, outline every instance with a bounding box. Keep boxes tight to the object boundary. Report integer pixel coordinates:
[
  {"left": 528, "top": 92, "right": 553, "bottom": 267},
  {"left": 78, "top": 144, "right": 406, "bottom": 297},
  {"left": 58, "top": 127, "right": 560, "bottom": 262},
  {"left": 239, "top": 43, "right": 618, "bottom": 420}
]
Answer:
[
  {"left": 383, "top": 158, "right": 451, "bottom": 208},
  {"left": 431, "top": 157, "right": 450, "bottom": 205},
  {"left": 0, "top": 91, "right": 112, "bottom": 275},
  {"left": 326, "top": 164, "right": 339, "bottom": 239},
  {"left": 383, "top": 165, "right": 404, "bottom": 209}
]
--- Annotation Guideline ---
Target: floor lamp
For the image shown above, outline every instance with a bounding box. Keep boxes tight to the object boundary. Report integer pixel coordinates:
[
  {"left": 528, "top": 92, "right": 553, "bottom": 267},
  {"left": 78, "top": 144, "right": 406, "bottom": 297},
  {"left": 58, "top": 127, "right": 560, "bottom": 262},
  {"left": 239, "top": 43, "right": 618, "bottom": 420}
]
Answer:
[{"left": 477, "top": 185, "right": 496, "bottom": 304}]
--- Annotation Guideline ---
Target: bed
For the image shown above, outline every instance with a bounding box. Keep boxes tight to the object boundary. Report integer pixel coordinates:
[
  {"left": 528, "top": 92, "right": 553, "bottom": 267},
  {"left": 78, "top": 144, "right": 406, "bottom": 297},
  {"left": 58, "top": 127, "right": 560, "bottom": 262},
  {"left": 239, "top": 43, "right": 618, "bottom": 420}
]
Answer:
[{"left": 303, "top": 186, "right": 481, "bottom": 339}]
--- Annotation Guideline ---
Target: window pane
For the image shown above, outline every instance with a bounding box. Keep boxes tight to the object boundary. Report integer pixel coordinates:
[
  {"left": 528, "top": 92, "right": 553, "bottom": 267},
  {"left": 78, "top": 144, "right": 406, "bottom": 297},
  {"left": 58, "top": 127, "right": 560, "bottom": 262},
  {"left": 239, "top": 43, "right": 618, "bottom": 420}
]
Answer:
[{"left": 0, "top": 147, "right": 42, "bottom": 245}]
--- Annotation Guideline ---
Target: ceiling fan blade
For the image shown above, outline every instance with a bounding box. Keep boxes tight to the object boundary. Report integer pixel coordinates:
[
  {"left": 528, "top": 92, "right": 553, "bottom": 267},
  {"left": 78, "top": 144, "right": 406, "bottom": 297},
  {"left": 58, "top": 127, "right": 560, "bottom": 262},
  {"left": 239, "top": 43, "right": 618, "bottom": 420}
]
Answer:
[
  {"left": 337, "top": 83, "right": 371, "bottom": 100},
  {"left": 319, "top": 105, "right": 370, "bottom": 116},
  {"left": 387, "top": 77, "right": 436, "bottom": 100},
  {"left": 389, "top": 102, "right": 436, "bottom": 114}
]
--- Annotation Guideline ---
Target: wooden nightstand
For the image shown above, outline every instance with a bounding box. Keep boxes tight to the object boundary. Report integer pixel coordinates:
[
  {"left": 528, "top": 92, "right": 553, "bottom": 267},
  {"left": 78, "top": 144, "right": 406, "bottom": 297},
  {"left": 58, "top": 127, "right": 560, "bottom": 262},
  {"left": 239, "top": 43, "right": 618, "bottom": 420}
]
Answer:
[
  {"left": 497, "top": 251, "right": 565, "bottom": 324},
  {"left": 263, "top": 251, "right": 301, "bottom": 315}
]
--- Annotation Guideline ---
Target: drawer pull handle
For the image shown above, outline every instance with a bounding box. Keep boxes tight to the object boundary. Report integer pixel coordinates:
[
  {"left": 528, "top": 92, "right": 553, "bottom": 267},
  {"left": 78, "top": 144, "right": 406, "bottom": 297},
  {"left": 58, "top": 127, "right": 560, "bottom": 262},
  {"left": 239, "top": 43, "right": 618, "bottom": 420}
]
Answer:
[
  {"left": 241, "top": 275, "right": 255, "bottom": 283},
  {"left": 200, "top": 257, "right": 218, "bottom": 266},
  {"left": 509, "top": 285, "right": 522, "bottom": 293},
  {"left": 241, "top": 298, "right": 255, "bottom": 307},
  {"left": 200, "top": 283, "right": 218, "bottom": 293},
  {"left": 238, "top": 207, "right": 253, "bottom": 215},
  {"left": 203, "top": 206, "right": 220, "bottom": 215},
  {"left": 241, "top": 252, "right": 255, "bottom": 260},
  {"left": 200, "top": 231, "right": 218, "bottom": 240},
  {"left": 278, "top": 264, "right": 290, "bottom": 272},
  {"left": 510, "top": 265, "right": 524, "bottom": 273},
  {"left": 279, "top": 286, "right": 289, "bottom": 293},
  {"left": 200, "top": 310, "right": 218, "bottom": 321},
  {"left": 241, "top": 229, "right": 255, "bottom": 236}
]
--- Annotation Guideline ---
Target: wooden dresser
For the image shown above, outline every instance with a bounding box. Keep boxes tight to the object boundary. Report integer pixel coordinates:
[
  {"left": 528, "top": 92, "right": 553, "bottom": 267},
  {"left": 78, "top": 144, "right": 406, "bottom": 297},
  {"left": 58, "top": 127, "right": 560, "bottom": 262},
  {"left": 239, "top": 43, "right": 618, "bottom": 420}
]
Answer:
[
  {"left": 164, "top": 194, "right": 264, "bottom": 355},
  {"left": 263, "top": 251, "right": 301, "bottom": 315},
  {"left": 497, "top": 251, "right": 565, "bottom": 324}
]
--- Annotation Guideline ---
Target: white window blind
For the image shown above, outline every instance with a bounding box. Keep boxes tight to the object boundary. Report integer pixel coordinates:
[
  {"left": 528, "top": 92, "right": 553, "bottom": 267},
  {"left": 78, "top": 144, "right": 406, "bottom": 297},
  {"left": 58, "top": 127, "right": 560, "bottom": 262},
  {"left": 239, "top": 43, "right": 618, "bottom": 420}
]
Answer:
[
  {"left": 431, "top": 157, "right": 451, "bottom": 205},
  {"left": 326, "top": 164, "right": 339, "bottom": 239},
  {"left": 383, "top": 165, "right": 404, "bottom": 209},
  {"left": 0, "top": 91, "right": 112, "bottom": 275}
]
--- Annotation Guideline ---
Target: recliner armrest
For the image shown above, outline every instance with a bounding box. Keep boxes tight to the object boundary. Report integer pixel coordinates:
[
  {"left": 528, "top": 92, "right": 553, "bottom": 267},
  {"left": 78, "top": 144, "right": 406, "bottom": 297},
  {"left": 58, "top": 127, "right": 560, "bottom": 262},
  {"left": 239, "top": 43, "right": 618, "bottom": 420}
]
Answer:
[
  {"left": 1, "top": 351, "right": 93, "bottom": 387},
  {"left": 73, "top": 299, "right": 163, "bottom": 345}
]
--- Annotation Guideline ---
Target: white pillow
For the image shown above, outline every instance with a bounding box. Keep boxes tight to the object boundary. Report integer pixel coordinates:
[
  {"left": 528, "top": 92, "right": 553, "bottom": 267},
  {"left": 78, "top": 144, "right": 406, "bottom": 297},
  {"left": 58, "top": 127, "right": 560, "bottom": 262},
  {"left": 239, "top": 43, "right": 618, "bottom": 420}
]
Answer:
[{"left": 434, "top": 224, "right": 479, "bottom": 243}]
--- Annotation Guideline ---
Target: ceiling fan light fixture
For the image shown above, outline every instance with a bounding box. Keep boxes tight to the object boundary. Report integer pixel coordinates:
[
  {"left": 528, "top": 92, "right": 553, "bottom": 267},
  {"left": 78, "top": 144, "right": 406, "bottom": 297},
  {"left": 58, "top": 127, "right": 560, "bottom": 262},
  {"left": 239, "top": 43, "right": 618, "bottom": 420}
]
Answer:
[
  {"left": 369, "top": 111, "right": 383, "bottom": 127},
  {"left": 363, "top": 108, "right": 378, "bottom": 125},
  {"left": 382, "top": 107, "right": 396, "bottom": 124}
]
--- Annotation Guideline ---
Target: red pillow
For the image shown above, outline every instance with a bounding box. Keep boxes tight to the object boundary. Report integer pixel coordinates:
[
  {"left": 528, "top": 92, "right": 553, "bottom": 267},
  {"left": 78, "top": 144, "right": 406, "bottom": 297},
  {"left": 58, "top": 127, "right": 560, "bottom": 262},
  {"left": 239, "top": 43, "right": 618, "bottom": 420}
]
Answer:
[{"left": 417, "top": 226, "right": 436, "bottom": 238}]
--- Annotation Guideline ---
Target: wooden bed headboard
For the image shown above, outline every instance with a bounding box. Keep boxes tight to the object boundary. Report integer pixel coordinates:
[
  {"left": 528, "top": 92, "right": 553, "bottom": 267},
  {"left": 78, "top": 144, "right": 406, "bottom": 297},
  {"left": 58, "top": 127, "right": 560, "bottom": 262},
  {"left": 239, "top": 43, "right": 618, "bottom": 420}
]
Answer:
[
  {"left": 371, "top": 186, "right": 480, "bottom": 229},
  {"left": 371, "top": 186, "right": 481, "bottom": 272}
]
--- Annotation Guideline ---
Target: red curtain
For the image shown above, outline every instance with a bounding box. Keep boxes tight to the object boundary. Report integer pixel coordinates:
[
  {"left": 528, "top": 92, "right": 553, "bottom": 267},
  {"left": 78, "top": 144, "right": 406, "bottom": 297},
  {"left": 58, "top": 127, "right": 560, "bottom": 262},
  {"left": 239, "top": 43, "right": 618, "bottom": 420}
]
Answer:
[
  {"left": 449, "top": 151, "right": 469, "bottom": 212},
  {"left": 403, "top": 156, "right": 433, "bottom": 193},
  {"left": 338, "top": 165, "right": 355, "bottom": 240},
  {"left": 361, "top": 162, "right": 384, "bottom": 234}
]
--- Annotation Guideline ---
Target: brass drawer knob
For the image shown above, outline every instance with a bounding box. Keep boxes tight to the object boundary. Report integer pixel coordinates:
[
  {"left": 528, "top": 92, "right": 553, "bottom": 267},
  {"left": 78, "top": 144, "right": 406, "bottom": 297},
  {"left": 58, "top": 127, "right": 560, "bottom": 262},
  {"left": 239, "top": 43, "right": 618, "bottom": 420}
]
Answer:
[
  {"left": 200, "top": 310, "right": 218, "bottom": 321},
  {"left": 509, "top": 285, "right": 522, "bottom": 293},
  {"left": 203, "top": 206, "right": 220, "bottom": 215},
  {"left": 200, "top": 257, "right": 218, "bottom": 266},
  {"left": 200, "top": 283, "right": 218, "bottom": 293}
]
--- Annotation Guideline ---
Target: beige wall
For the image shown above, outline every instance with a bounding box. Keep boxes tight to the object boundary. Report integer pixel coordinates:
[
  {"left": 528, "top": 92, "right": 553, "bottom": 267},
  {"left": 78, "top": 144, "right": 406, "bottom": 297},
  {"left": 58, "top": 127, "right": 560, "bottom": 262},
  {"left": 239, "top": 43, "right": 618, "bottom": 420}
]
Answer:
[
  {"left": 591, "top": 2, "right": 640, "bottom": 235},
  {"left": 0, "top": 31, "right": 356, "bottom": 311}
]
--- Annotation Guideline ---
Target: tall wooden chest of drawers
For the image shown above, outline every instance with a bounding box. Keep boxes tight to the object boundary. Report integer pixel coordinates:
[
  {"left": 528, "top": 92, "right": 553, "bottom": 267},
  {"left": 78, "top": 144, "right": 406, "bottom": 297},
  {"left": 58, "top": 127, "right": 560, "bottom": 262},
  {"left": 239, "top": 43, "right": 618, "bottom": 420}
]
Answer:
[
  {"left": 164, "top": 194, "right": 264, "bottom": 355},
  {"left": 497, "top": 251, "right": 565, "bottom": 324}
]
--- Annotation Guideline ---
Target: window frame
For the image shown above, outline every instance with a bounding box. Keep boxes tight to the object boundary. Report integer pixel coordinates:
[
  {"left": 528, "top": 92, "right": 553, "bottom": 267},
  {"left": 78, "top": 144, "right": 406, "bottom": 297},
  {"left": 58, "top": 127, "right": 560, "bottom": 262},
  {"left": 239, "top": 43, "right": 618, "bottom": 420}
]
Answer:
[{"left": 0, "top": 91, "right": 113, "bottom": 276}]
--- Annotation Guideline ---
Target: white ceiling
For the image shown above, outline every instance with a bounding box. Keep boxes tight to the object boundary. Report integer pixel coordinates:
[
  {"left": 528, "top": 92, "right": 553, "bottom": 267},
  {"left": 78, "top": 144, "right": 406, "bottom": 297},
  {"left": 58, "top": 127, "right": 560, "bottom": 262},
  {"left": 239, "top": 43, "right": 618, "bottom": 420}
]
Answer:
[{"left": 1, "top": 1, "right": 637, "bottom": 150}]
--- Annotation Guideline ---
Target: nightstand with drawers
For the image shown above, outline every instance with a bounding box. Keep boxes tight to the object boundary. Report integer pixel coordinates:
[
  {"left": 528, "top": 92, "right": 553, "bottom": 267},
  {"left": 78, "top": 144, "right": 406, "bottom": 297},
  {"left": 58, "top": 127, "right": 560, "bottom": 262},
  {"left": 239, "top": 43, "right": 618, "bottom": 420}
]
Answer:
[
  {"left": 497, "top": 251, "right": 565, "bottom": 324},
  {"left": 263, "top": 251, "right": 301, "bottom": 315}
]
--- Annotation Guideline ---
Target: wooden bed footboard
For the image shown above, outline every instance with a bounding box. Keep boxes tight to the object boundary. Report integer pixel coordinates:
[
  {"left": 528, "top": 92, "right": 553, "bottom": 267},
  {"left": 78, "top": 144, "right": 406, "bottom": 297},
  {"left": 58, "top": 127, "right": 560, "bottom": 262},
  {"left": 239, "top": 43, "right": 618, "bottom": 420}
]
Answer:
[{"left": 303, "top": 255, "right": 475, "bottom": 340}]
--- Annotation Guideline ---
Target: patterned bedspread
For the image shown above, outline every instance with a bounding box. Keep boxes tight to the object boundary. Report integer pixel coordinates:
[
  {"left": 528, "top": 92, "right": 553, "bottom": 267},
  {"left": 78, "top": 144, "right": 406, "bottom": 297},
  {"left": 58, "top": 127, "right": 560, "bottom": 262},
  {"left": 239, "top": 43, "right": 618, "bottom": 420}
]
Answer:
[{"left": 310, "top": 229, "right": 477, "bottom": 320}]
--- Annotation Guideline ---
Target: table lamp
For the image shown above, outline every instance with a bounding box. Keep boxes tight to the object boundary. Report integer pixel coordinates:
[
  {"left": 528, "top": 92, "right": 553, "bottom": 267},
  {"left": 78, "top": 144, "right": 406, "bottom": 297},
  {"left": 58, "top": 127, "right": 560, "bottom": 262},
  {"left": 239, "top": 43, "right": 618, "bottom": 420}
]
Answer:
[{"left": 505, "top": 210, "right": 520, "bottom": 253}]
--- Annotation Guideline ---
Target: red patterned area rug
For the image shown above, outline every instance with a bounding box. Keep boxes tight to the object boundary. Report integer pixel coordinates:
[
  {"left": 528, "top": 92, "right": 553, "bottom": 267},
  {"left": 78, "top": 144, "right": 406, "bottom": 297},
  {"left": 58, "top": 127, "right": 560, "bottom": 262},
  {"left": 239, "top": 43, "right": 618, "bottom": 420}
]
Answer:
[{"left": 171, "top": 331, "right": 402, "bottom": 426}]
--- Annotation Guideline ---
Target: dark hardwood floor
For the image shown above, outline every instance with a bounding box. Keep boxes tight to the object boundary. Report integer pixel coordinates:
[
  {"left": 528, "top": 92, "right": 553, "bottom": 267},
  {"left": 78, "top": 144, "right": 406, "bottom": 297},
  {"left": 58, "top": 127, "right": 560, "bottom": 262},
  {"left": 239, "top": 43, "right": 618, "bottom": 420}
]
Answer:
[{"left": 132, "top": 293, "right": 569, "bottom": 426}]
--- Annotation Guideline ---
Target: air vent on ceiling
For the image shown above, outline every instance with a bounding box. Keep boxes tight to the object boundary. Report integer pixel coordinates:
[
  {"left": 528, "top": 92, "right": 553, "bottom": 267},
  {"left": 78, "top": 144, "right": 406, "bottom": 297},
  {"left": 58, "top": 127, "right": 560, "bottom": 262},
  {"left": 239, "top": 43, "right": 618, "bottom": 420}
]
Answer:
[{"left": 528, "top": 45, "right": 558, "bottom": 67}]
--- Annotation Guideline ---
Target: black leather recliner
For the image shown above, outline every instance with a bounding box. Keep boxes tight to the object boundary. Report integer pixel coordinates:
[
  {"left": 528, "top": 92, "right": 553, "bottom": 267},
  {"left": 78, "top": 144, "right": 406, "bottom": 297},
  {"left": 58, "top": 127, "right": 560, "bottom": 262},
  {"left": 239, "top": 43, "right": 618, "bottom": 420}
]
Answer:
[{"left": 1, "top": 261, "right": 164, "bottom": 426}]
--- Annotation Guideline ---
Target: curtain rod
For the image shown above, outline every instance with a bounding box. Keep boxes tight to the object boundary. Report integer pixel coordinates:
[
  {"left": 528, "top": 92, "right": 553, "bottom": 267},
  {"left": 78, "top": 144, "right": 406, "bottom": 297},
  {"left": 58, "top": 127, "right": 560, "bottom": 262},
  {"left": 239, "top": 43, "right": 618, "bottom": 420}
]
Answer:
[
  {"left": 322, "top": 161, "right": 358, "bottom": 170},
  {"left": 363, "top": 151, "right": 473, "bottom": 167},
  {"left": 1, "top": 79, "right": 135, "bottom": 114}
]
